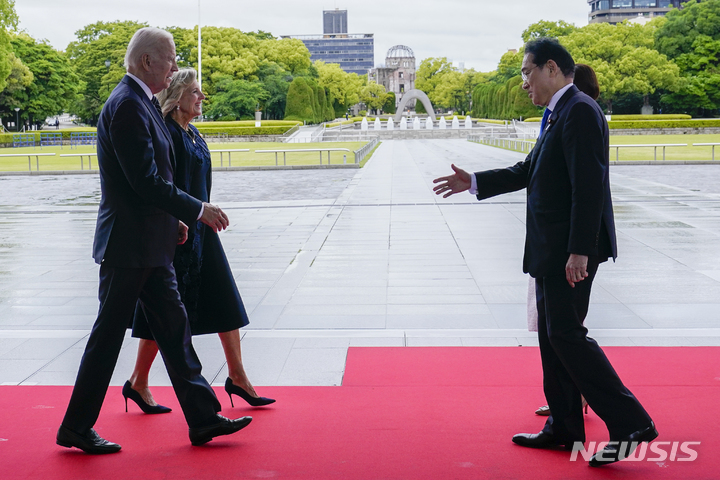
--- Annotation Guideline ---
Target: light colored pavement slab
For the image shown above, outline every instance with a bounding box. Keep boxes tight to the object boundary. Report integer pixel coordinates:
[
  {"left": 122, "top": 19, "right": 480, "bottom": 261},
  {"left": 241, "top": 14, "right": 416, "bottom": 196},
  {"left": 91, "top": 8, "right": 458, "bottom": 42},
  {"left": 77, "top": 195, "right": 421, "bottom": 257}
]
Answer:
[{"left": 1, "top": 139, "right": 719, "bottom": 388}]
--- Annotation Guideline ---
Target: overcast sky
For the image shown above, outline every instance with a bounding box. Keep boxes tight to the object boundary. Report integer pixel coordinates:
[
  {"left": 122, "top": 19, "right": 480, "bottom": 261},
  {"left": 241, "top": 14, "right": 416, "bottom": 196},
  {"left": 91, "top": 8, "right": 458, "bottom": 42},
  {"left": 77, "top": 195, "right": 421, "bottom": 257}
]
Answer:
[{"left": 16, "top": 0, "right": 590, "bottom": 72}]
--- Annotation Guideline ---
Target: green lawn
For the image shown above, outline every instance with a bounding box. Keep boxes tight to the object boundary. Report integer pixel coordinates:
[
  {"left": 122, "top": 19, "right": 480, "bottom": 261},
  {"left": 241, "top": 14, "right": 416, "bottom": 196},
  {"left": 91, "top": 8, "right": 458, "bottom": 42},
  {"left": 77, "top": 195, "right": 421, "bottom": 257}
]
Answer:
[
  {"left": 475, "top": 133, "right": 720, "bottom": 161},
  {"left": 0, "top": 141, "right": 369, "bottom": 172},
  {"left": 607, "top": 134, "right": 720, "bottom": 162}
]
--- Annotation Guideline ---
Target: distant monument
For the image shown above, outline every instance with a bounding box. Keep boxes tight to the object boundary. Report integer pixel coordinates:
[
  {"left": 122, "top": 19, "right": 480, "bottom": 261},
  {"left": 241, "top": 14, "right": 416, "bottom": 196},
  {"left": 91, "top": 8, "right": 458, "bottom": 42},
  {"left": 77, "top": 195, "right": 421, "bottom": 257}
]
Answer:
[{"left": 394, "top": 89, "right": 436, "bottom": 123}]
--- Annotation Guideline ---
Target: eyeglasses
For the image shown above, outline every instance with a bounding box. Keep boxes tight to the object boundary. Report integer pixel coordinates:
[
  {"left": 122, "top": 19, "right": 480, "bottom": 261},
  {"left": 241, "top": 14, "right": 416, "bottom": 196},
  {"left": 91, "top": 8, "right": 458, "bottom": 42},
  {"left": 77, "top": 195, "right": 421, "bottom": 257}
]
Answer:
[{"left": 521, "top": 65, "right": 540, "bottom": 83}]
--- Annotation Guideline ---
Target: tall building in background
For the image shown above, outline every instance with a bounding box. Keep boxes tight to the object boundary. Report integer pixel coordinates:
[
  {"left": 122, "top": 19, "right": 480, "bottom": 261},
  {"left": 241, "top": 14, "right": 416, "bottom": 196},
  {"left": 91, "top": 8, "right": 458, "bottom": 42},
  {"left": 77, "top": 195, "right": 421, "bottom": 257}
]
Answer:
[
  {"left": 323, "top": 9, "right": 347, "bottom": 35},
  {"left": 588, "top": 0, "right": 687, "bottom": 24},
  {"left": 282, "top": 9, "right": 374, "bottom": 76}
]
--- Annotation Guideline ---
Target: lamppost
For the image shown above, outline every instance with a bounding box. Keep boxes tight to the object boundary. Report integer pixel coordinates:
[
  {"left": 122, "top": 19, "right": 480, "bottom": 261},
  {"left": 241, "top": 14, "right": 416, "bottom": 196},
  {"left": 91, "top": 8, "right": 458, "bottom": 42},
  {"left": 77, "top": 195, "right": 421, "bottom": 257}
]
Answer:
[
  {"left": 14, "top": 107, "right": 20, "bottom": 132},
  {"left": 105, "top": 59, "right": 111, "bottom": 71},
  {"left": 198, "top": 0, "right": 202, "bottom": 90}
]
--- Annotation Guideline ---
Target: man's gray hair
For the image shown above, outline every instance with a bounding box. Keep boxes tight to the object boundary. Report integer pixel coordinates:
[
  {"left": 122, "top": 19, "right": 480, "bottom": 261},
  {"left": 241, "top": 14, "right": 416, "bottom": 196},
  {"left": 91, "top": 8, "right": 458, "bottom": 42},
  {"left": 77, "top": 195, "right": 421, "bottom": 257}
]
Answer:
[
  {"left": 124, "top": 27, "right": 174, "bottom": 71},
  {"left": 157, "top": 68, "right": 198, "bottom": 117}
]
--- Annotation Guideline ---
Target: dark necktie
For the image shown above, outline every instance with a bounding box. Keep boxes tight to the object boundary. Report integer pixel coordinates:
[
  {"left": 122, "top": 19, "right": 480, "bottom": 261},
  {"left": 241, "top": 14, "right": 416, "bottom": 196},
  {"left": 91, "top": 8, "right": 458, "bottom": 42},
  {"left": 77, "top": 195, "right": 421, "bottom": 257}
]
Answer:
[
  {"left": 539, "top": 108, "right": 552, "bottom": 139},
  {"left": 151, "top": 96, "right": 163, "bottom": 118}
]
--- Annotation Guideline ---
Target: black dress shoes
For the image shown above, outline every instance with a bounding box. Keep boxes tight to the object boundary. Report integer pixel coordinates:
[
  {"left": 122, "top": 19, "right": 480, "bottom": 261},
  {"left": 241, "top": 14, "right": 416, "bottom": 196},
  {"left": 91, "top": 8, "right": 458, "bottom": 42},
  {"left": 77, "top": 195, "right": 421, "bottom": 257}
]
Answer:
[
  {"left": 188, "top": 414, "right": 252, "bottom": 446},
  {"left": 56, "top": 425, "right": 122, "bottom": 454},
  {"left": 589, "top": 422, "right": 659, "bottom": 467},
  {"left": 512, "top": 432, "right": 576, "bottom": 451}
]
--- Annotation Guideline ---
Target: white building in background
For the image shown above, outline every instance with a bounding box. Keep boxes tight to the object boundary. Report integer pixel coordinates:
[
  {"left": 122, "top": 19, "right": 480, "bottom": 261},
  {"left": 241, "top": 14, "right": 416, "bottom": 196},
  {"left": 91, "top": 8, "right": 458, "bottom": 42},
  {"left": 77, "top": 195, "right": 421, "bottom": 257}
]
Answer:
[{"left": 369, "top": 45, "right": 416, "bottom": 111}]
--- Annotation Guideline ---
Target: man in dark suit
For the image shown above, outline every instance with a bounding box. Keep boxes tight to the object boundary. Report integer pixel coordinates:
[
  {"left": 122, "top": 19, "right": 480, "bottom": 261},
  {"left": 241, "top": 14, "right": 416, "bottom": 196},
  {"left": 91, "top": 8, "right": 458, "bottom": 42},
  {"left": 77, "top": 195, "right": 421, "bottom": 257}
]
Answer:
[
  {"left": 56, "top": 27, "right": 252, "bottom": 454},
  {"left": 432, "top": 38, "right": 657, "bottom": 467}
]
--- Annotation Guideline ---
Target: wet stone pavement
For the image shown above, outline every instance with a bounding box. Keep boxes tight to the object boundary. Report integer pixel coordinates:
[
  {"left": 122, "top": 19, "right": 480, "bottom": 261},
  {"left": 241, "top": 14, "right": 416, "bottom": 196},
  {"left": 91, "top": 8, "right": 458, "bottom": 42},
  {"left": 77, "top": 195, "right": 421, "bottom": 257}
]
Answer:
[{"left": 0, "top": 139, "right": 719, "bottom": 388}]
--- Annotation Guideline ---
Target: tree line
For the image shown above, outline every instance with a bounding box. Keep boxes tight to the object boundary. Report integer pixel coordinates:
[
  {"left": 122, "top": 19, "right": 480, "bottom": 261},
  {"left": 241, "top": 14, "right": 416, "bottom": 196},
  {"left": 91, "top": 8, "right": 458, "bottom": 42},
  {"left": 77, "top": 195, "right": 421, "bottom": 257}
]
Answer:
[
  {"left": 2, "top": 0, "right": 720, "bottom": 128},
  {"left": 0, "top": 5, "right": 398, "bottom": 128},
  {"left": 470, "top": 1, "right": 720, "bottom": 119}
]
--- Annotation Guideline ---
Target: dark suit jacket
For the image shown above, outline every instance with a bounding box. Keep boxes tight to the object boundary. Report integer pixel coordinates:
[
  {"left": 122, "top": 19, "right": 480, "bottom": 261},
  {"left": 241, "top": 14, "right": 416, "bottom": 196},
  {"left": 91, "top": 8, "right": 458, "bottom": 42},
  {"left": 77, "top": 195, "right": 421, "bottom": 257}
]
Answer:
[
  {"left": 475, "top": 85, "right": 617, "bottom": 278},
  {"left": 92, "top": 76, "right": 203, "bottom": 268}
]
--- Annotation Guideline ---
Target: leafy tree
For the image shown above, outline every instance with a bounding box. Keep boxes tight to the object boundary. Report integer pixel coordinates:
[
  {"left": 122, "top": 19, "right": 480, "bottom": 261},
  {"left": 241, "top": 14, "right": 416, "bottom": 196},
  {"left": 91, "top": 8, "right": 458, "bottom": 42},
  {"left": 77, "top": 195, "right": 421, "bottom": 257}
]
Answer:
[
  {"left": 0, "top": 0, "right": 19, "bottom": 91},
  {"left": 415, "top": 57, "right": 454, "bottom": 102},
  {"left": 258, "top": 37, "right": 311, "bottom": 75},
  {"left": 0, "top": 52, "right": 31, "bottom": 129},
  {"left": 494, "top": 50, "right": 523, "bottom": 84},
  {"left": 314, "top": 60, "right": 363, "bottom": 115},
  {"left": 285, "top": 76, "right": 316, "bottom": 122},
  {"left": 654, "top": 0, "right": 720, "bottom": 114},
  {"left": 359, "top": 81, "right": 388, "bottom": 114},
  {"left": 257, "top": 62, "right": 292, "bottom": 120},
  {"left": 171, "top": 26, "right": 311, "bottom": 97},
  {"left": 1, "top": 33, "right": 80, "bottom": 126},
  {"left": 66, "top": 20, "right": 147, "bottom": 124},
  {"left": 522, "top": 20, "right": 578, "bottom": 43},
  {"left": 414, "top": 57, "right": 484, "bottom": 112},
  {"left": 203, "top": 76, "right": 269, "bottom": 120},
  {"left": 383, "top": 92, "right": 396, "bottom": 114},
  {"left": 561, "top": 21, "right": 681, "bottom": 113},
  {"left": 472, "top": 75, "right": 540, "bottom": 120}
]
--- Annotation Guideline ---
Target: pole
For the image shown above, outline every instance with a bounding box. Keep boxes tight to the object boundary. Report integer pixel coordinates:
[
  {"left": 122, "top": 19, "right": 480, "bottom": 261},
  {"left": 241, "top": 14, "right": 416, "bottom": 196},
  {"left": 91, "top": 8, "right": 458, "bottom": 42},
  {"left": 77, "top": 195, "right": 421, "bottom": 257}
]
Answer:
[{"left": 198, "top": 0, "right": 202, "bottom": 91}]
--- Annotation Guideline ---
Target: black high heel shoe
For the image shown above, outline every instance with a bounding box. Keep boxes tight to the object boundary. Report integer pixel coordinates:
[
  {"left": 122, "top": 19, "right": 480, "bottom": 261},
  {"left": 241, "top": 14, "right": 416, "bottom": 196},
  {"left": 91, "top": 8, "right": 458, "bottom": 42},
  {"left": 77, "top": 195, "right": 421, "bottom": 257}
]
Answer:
[
  {"left": 225, "top": 377, "right": 275, "bottom": 407},
  {"left": 122, "top": 380, "right": 172, "bottom": 414}
]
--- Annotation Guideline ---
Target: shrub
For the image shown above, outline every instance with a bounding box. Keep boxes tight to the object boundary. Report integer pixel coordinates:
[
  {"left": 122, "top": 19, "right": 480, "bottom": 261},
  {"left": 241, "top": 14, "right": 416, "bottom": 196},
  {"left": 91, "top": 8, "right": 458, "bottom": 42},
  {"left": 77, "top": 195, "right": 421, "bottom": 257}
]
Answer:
[
  {"left": 194, "top": 120, "right": 300, "bottom": 127},
  {"left": 608, "top": 119, "right": 720, "bottom": 129},
  {"left": 608, "top": 114, "right": 691, "bottom": 121},
  {"left": 195, "top": 126, "right": 294, "bottom": 136},
  {"left": 383, "top": 92, "right": 396, "bottom": 114},
  {"left": 284, "top": 77, "right": 316, "bottom": 123}
]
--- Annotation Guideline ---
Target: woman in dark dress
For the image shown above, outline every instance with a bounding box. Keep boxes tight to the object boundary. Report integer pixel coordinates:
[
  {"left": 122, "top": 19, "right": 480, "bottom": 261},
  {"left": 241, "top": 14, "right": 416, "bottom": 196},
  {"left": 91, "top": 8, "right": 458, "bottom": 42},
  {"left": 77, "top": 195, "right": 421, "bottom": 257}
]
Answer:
[{"left": 122, "top": 68, "right": 274, "bottom": 413}]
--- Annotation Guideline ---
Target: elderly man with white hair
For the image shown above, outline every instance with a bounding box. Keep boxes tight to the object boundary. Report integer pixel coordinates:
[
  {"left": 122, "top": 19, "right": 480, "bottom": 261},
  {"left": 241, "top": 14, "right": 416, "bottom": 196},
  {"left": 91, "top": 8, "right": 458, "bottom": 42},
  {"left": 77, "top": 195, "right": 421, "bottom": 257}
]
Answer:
[{"left": 56, "top": 27, "right": 252, "bottom": 454}]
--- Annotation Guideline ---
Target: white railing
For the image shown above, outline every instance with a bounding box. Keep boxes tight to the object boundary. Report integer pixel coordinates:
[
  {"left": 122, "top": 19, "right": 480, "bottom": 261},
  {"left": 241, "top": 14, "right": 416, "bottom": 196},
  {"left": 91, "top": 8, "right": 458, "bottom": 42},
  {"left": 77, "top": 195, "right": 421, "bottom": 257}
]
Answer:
[
  {"left": 512, "top": 120, "right": 540, "bottom": 139},
  {"left": 353, "top": 136, "right": 380, "bottom": 164},
  {"left": 254, "top": 148, "right": 352, "bottom": 166},
  {"left": 609, "top": 144, "right": 686, "bottom": 162},
  {"left": 692, "top": 143, "right": 720, "bottom": 161},
  {"left": 59, "top": 152, "right": 97, "bottom": 170},
  {"left": 0, "top": 152, "right": 56, "bottom": 171},
  {"left": 468, "top": 135, "right": 536, "bottom": 153},
  {"left": 208, "top": 149, "right": 250, "bottom": 167}
]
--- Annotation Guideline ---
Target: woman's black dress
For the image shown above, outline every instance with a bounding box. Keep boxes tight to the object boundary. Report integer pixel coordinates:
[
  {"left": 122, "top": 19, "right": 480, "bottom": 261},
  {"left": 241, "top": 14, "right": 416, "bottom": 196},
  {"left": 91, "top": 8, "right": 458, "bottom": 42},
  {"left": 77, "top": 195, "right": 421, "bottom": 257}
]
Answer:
[{"left": 132, "top": 119, "right": 249, "bottom": 338}]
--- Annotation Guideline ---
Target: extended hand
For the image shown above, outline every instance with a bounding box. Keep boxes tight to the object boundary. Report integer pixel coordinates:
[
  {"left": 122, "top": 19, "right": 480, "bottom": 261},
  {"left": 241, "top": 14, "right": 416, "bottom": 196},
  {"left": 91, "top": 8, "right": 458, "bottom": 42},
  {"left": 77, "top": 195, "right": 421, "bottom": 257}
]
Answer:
[
  {"left": 566, "top": 253, "right": 589, "bottom": 288},
  {"left": 177, "top": 221, "right": 188, "bottom": 245},
  {"left": 200, "top": 202, "right": 229, "bottom": 232},
  {"left": 432, "top": 164, "right": 472, "bottom": 198}
]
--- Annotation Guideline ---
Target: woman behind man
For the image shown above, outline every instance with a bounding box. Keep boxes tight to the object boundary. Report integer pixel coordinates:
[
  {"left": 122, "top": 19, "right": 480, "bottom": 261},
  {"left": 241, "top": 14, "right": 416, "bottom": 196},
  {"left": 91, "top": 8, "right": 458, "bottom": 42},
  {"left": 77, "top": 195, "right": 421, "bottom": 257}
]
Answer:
[
  {"left": 123, "top": 68, "right": 274, "bottom": 413},
  {"left": 532, "top": 63, "right": 599, "bottom": 417}
]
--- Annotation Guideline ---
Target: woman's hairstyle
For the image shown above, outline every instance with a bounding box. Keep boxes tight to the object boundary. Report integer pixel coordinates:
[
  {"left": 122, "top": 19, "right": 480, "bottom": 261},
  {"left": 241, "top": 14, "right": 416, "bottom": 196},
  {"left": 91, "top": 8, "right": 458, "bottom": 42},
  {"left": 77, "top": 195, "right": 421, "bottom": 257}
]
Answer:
[
  {"left": 574, "top": 63, "right": 600, "bottom": 100},
  {"left": 157, "top": 68, "right": 198, "bottom": 117},
  {"left": 124, "top": 27, "right": 173, "bottom": 71}
]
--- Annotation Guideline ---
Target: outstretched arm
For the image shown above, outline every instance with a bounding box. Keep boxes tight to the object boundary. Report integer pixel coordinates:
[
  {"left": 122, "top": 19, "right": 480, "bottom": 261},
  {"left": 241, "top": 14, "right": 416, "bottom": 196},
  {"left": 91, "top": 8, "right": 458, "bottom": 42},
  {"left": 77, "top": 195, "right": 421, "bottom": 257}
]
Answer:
[{"left": 433, "top": 164, "right": 472, "bottom": 198}]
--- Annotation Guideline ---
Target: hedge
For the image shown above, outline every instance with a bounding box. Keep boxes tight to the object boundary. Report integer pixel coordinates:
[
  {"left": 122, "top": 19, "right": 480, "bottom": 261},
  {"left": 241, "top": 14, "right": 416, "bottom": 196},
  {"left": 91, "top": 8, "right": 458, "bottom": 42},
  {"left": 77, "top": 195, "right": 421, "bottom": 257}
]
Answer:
[
  {"left": 195, "top": 126, "right": 294, "bottom": 136},
  {"left": 196, "top": 120, "right": 300, "bottom": 127},
  {"left": 608, "top": 119, "right": 720, "bottom": 129},
  {"left": 608, "top": 114, "right": 691, "bottom": 121}
]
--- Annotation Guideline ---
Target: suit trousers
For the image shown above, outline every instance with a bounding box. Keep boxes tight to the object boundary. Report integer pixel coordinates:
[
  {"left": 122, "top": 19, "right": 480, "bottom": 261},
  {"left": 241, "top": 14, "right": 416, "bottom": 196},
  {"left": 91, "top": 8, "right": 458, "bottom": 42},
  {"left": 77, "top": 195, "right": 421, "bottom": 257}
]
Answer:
[
  {"left": 62, "top": 264, "right": 221, "bottom": 433},
  {"left": 535, "top": 257, "right": 652, "bottom": 442}
]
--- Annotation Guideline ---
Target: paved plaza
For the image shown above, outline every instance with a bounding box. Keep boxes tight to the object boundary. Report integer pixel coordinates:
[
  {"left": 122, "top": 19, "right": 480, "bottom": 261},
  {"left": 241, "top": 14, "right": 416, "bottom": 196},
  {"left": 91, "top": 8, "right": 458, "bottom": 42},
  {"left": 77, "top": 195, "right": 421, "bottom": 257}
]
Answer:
[{"left": 1, "top": 139, "right": 719, "bottom": 389}]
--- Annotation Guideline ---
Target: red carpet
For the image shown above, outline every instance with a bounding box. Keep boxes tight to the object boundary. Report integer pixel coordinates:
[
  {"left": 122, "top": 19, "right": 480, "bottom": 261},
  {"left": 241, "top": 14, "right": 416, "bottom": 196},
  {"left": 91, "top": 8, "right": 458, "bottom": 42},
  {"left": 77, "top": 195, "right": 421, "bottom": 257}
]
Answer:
[{"left": 0, "top": 347, "right": 718, "bottom": 479}]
